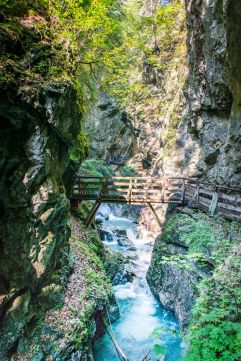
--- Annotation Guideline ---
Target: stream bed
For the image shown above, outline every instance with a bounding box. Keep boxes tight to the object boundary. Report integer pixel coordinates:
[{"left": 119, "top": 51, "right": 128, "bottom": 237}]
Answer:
[{"left": 93, "top": 206, "right": 185, "bottom": 361}]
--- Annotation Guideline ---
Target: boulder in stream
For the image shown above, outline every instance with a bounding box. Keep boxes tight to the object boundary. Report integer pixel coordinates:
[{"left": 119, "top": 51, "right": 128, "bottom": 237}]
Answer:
[
  {"left": 105, "top": 251, "right": 134, "bottom": 285},
  {"left": 99, "top": 229, "right": 113, "bottom": 242},
  {"left": 127, "top": 246, "right": 137, "bottom": 251},
  {"left": 117, "top": 236, "right": 133, "bottom": 247},
  {"left": 95, "top": 216, "right": 104, "bottom": 224},
  {"left": 125, "top": 251, "right": 139, "bottom": 260},
  {"left": 114, "top": 227, "right": 128, "bottom": 237}
]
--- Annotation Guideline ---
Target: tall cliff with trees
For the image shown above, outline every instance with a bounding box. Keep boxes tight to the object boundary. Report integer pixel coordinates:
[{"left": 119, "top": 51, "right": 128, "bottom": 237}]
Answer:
[
  {"left": 0, "top": 0, "right": 241, "bottom": 360},
  {"left": 0, "top": 1, "right": 122, "bottom": 358}
]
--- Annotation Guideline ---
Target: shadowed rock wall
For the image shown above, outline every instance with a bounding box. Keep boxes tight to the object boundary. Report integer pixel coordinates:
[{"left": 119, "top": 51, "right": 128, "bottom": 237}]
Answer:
[{"left": 0, "top": 40, "right": 81, "bottom": 357}]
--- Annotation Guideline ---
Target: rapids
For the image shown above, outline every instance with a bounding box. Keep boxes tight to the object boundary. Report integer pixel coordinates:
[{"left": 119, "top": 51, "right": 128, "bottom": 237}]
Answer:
[{"left": 93, "top": 205, "right": 185, "bottom": 361}]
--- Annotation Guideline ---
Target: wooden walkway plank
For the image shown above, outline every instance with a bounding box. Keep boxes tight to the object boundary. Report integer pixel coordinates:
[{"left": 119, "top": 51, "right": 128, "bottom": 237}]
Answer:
[{"left": 72, "top": 176, "right": 241, "bottom": 224}]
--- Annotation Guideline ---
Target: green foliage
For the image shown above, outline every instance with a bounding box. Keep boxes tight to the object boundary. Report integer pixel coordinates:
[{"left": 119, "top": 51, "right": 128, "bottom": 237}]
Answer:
[
  {"left": 84, "top": 267, "right": 112, "bottom": 301},
  {"left": 0, "top": 0, "right": 48, "bottom": 17},
  {"left": 153, "top": 344, "right": 167, "bottom": 357},
  {"left": 120, "top": 164, "right": 139, "bottom": 177},
  {"left": 77, "top": 241, "right": 103, "bottom": 269},
  {"left": 67, "top": 303, "right": 95, "bottom": 347},
  {"left": 162, "top": 212, "right": 236, "bottom": 266},
  {"left": 77, "top": 200, "right": 93, "bottom": 221},
  {"left": 79, "top": 158, "right": 114, "bottom": 177},
  {"left": 183, "top": 251, "right": 241, "bottom": 361},
  {"left": 149, "top": 326, "right": 179, "bottom": 358},
  {"left": 69, "top": 130, "right": 90, "bottom": 163},
  {"left": 68, "top": 232, "right": 112, "bottom": 348},
  {"left": 161, "top": 212, "right": 241, "bottom": 361},
  {"left": 150, "top": 326, "right": 178, "bottom": 340},
  {"left": 0, "top": 0, "right": 123, "bottom": 105}
]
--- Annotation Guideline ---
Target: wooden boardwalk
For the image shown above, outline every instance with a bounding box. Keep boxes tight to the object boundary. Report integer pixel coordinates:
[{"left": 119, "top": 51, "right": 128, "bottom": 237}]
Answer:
[{"left": 71, "top": 176, "right": 241, "bottom": 225}]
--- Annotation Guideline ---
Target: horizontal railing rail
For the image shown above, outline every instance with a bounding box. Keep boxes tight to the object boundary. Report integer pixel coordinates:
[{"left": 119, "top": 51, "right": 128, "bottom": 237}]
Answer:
[{"left": 71, "top": 176, "right": 241, "bottom": 222}]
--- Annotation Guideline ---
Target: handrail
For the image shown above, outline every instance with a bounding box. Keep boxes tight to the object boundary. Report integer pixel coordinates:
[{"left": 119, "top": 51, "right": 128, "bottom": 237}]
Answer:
[
  {"left": 75, "top": 176, "right": 241, "bottom": 192},
  {"left": 71, "top": 176, "right": 241, "bottom": 223}
]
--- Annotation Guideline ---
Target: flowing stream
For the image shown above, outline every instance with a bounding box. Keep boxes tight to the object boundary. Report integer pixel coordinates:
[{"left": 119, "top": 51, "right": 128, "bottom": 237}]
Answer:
[{"left": 93, "top": 205, "right": 185, "bottom": 361}]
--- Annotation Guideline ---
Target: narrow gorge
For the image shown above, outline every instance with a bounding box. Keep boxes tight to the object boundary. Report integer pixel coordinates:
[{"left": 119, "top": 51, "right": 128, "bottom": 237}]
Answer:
[{"left": 0, "top": 1, "right": 240, "bottom": 361}]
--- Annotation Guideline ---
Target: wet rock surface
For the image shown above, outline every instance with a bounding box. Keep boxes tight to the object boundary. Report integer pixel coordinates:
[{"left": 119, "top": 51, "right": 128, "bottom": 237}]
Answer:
[
  {"left": 83, "top": 92, "right": 135, "bottom": 162},
  {"left": 104, "top": 251, "right": 134, "bottom": 286},
  {"left": 147, "top": 237, "right": 204, "bottom": 328},
  {"left": 99, "top": 229, "right": 113, "bottom": 242},
  {"left": 0, "top": 23, "right": 82, "bottom": 357},
  {"left": 117, "top": 235, "right": 133, "bottom": 247},
  {"left": 182, "top": 0, "right": 241, "bottom": 185}
]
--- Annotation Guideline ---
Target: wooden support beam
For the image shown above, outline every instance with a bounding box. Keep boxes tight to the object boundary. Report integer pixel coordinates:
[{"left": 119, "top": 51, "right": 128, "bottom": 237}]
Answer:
[
  {"left": 70, "top": 199, "right": 80, "bottom": 211},
  {"left": 128, "top": 178, "right": 132, "bottom": 204},
  {"left": 85, "top": 201, "right": 101, "bottom": 227},
  {"left": 146, "top": 202, "right": 162, "bottom": 229}
]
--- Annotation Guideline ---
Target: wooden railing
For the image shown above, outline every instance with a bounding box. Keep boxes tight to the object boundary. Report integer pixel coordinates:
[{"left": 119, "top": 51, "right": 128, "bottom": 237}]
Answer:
[
  {"left": 71, "top": 176, "right": 241, "bottom": 223},
  {"left": 72, "top": 176, "right": 186, "bottom": 204}
]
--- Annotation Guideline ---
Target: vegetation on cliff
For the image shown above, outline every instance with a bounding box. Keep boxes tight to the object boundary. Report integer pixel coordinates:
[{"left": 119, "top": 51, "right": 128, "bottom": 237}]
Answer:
[
  {"left": 1, "top": 0, "right": 241, "bottom": 360},
  {"left": 184, "top": 248, "right": 241, "bottom": 361},
  {"left": 148, "top": 210, "right": 241, "bottom": 360},
  {"left": 8, "top": 217, "right": 115, "bottom": 361}
]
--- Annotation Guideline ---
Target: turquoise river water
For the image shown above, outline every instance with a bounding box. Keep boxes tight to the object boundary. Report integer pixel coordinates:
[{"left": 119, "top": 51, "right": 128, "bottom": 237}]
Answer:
[{"left": 93, "top": 207, "right": 186, "bottom": 361}]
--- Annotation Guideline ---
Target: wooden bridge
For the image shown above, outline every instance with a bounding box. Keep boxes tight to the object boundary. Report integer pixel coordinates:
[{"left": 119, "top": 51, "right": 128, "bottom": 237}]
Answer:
[{"left": 71, "top": 176, "right": 241, "bottom": 226}]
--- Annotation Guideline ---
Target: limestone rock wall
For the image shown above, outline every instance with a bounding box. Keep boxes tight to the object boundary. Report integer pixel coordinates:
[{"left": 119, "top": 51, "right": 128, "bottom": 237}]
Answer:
[
  {"left": 125, "top": 0, "right": 241, "bottom": 186},
  {"left": 146, "top": 0, "right": 241, "bottom": 331},
  {"left": 83, "top": 92, "right": 136, "bottom": 162},
  {"left": 181, "top": 0, "right": 241, "bottom": 185},
  {"left": 0, "top": 62, "right": 81, "bottom": 358},
  {"left": 147, "top": 231, "right": 205, "bottom": 329},
  {"left": 147, "top": 210, "right": 240, "bottom": 329}
]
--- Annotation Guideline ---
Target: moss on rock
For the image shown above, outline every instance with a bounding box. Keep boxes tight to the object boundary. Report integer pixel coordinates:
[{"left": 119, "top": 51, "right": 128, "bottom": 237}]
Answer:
[{"left": 147, "top": 209, "right": 241, "bottom": 329}]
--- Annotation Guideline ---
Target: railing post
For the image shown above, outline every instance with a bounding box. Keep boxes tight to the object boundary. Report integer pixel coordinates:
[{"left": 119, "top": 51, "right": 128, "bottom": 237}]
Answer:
[
  {"left": 209, "top": 186, "right": 218, "bottom": 215},
  {"left": 105, "top": 177, "right": 108, "bottom": 196},
  {"left": 161, "top": 177, "right": 165, "bottom": 203},
  {"left": 195, "top": 183, "right": 200, "bottom": 206},
  {"left": 129, "top": 179, "right": 132, "bottom": 204},
  {"left": 181, "top": 178, "right": 186, "bottom": 205},
  {"left": 99, "top": 177, "right": 103, "bottom": 198}
]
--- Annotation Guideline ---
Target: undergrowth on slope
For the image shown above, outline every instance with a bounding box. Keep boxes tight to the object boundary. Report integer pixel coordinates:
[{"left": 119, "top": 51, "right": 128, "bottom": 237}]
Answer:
[
  {"left": 161, "top": 212, "right": 237, "bottom": 266},
  {"left": 183, "top": 248, "right": 241, "bottom": 361},
  {"left": 160, "top": 211, "right": 241, "bottom": 360},
  {"left": 9, "top": 217, "right": 114, "bottom": 360}
]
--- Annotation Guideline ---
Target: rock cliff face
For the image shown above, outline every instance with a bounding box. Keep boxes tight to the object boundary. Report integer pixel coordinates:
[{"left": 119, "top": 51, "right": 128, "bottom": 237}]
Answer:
[
  {"left": 119, "top": 0, "right": 241, "bottom": 186},
  {"left": 6, "top": 217, "right": 119, "bottom": 361},
  {"left": 182, "top": 0, "right": 241, "bottom": 185},
  {"left": 147, "top": 236, "right": 202, "bottom": 329},
  {"left": 147, "top": 0, "right": 241, "bottom": 328},
  {"left": 83, "top": 92, "right": 135, "bottom": 162},
  {"left": 146, "top": 211, "right": 208, "bottom": 328},
  {"left": 0, "top": 24, "right": 82, "bottom": 356},
  {"left": 147, "top": 210, "right": 240, "bottom": 329}
]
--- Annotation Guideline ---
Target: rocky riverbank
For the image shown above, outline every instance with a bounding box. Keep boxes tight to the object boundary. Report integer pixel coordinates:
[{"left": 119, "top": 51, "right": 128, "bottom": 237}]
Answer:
[
  {"left": 147, "top": 208, "right": 241, "bottom": 331},
  {"left": 7, "top": 216, "right": 120, "bottom": 361}
]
